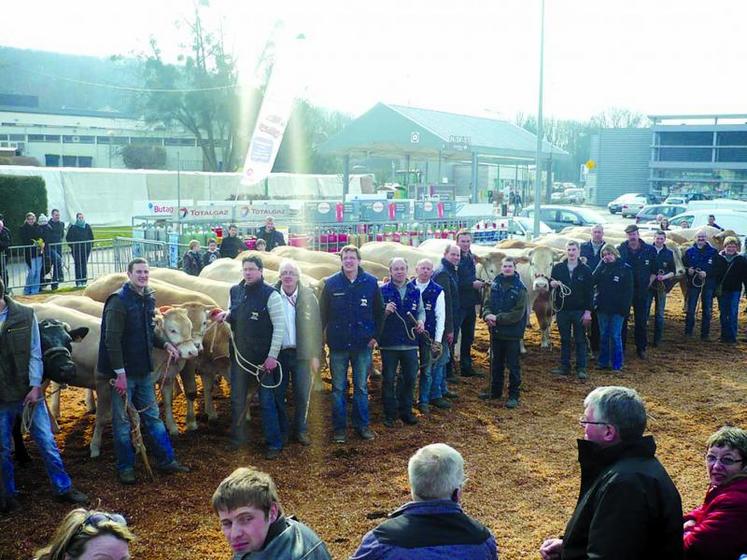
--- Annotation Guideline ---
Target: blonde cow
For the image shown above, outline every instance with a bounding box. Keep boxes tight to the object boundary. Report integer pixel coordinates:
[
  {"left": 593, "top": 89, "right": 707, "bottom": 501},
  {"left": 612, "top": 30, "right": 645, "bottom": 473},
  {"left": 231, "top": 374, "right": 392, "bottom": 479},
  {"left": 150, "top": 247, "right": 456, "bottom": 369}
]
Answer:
[{"left": 85, "top": 273, "right": 218, "bottom": 308}]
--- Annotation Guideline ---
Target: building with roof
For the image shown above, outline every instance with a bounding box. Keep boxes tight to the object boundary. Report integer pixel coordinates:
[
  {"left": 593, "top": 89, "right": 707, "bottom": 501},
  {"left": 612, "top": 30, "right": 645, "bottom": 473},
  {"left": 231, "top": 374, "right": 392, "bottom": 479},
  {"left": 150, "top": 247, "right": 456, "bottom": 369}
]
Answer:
[{"left": 319, "top": 103, "right": 568, "bottom": 202}]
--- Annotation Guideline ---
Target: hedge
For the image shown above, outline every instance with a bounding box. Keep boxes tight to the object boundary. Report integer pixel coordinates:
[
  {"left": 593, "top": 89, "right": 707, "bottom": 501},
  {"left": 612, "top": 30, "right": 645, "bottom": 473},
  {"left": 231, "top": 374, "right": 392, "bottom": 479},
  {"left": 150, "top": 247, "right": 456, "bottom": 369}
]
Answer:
[{"left": 0, "top": 175, "right": 48, "bottom": 236}]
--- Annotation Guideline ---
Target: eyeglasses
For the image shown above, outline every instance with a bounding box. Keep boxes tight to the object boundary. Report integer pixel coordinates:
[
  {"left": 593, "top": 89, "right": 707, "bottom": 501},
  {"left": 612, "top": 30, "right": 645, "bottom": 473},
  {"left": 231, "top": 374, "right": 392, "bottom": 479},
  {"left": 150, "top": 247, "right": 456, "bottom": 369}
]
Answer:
[
  {"left": 705, "top": 454, "right": 744, "bottom": 467},
  {"left": 578, "top": 416, "right": 610, "bottom": 427},
  {"left": 75, "top": 512, "right": 127, "bottom": 537}
]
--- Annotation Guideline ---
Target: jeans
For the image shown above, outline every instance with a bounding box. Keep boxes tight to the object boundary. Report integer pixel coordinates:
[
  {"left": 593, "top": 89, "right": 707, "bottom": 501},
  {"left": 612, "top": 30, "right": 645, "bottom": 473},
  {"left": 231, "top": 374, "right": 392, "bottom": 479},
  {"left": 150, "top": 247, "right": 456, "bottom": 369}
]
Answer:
[
  {"left": 330, "top": 348, "right": 372, "bottom": 432},
  {"left": 0, "top": 400, "right": 72, "bottom": 496},
  {"left": 380, "top": 348, "right": 419, "bottom": 420},
  {"left": 621, "top": 292, "right": 650, "bottom": 352},
  {"left": 556, "top": 310, "right": 587, "bottom": 371},
  {"left": 48, "top": 247, "right": 63, "bottom": 289},
  {"left": 24, "top": 256, "right": 43, "bottom": 295},
  {"left": 458, "top": 307, "right": 476, "bottom": 373},
  {"left": 489, "top": 337, "right": 521, "bottom": 398},
  {"left": 647, "top": 288, "right": 667, "bottom": 345},
  {"left": 685, "top": 284, "right": 715, "bottom": 338},
  {"left": 598, "top": 313, "right": 624, "bottom": 370},
  {"left": 429, "top": 344, "right": 451, "bottom": 401},
  {"left": 417, "top": 340, "right": 434, "bottom": 405},
  {"left": 260, "top": 349, "right": 312, "bottom": 450},
  {"left": 112, "top": 375, "right": 175, "bottom": 473},
  {"left": 229, "top": 359, "right": 254, "bottom": 445},
  {"left": 718, "top": 290, "right": 741, "bottom": 343}
]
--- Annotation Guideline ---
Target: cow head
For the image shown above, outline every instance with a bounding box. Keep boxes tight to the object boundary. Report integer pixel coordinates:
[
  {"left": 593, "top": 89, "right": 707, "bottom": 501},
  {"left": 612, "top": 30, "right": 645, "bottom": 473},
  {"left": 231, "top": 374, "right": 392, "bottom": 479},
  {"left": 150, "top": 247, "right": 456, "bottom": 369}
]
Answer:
[
  {"left": 527, "top": 246, "right": 556, "bottom": 292},
  {"left": 39, "top": 319, "right": 89, "bottom": 384},
  {"left": 475, "top": 253, "right": 505, "bottom": 283},
  {"left": 155, "top": 307, "right": 199, "bottom": 359},
  {"left": 173, "top": 302, "right": 215, "bottom": 353}
]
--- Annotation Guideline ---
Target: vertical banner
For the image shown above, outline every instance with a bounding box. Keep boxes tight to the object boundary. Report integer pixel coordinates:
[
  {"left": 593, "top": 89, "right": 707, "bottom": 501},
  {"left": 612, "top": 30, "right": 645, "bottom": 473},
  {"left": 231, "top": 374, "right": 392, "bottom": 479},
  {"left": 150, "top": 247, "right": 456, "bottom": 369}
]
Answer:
[{"left": 240, "top": 28, "right": 305, "bottom": 190}]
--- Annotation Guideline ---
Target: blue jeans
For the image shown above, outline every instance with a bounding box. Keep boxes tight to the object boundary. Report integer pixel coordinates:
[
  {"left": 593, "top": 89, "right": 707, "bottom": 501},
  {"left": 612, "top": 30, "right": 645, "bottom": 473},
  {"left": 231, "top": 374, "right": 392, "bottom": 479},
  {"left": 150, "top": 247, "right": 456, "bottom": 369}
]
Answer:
[
  {"left": 556, "top": 310, "right": 587, "bottom": 371},
  {"left": 330, "top": 348, "right": 371, "bottom": 432},
  {"left": 0, "top": 400, "right": 72, "bottom": 496},
  {"left": 598, "top": 313, "right": 624, "bottom": 370},
  {"left": 429, "top": 344, "right": 451, "bottom": 401},
  {"left": 621, "top": 292, "right": 650, "bottom": 352},
  {"left": 111, "top": 375, "right": 175, "bottom": 473},
  {"left": 417, "top": 340, "right": 433, "bottom": 405},
  {"left": 686, "top": 284, "right": 715, "bottom": 338},
  {"left": 489, "top": 337, "right": 521, "bottom": 398},
  {"left": 48, "top": 247, "right": 63, "bottom": 288},
  {"left": 718, "top": 290, "right": 741, "bottom": 343},
  {"left": 380, "top": 348, "right": 419, "bottom": 420},
  {"left": 647, "top": 289, "right": 667, "bottom": 345},
  {"left": 24, "top": 256, "right": 43, "bottom": 295}
]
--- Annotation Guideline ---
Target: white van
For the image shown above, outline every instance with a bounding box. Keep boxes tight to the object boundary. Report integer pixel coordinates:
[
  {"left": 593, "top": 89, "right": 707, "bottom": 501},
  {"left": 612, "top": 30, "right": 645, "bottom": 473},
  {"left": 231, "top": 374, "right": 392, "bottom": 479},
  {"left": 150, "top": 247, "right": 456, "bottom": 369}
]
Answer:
[
  {"left": 670, "top": 209, "right": 747, "bottom": 236},
  {"left": 688, "top": 198, "right": 747, "bottom": 212}
]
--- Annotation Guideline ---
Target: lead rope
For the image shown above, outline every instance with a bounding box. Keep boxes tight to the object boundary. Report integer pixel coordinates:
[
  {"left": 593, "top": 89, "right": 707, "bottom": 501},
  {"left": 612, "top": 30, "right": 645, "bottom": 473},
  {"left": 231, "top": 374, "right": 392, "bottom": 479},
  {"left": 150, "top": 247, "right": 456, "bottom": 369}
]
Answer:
[
  {"left": 21, "top": 384, "right": 64, "bottom": 435},
  {"left": 550, "top": 280, "right": 573, "bottom": 314},
  {"left": 108, "top": 379, "right": 155, "bottom": 481},
  {"left": 406, "top": 311, "right": 443, "bottom": 361},
  {"left": 226, "top": 327, "right": 284, "bottom": 389}
]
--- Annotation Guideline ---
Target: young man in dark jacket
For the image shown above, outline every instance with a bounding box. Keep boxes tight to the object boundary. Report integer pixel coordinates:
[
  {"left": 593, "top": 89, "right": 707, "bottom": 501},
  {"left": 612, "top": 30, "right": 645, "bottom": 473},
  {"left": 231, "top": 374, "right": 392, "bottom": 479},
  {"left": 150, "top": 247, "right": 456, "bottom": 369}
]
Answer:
[
  {"left": 683, "top": 229, "right": 720, "bottom": 339},
  {"left": 579, "top": 224, "right": 606, "bottom": 354},
  {"left": 220, "top": 224, "right": 245, "bottom": 259},
  {"left": 617, "top": 224, "right": 657, "bottom": 359},
  {"left": 66, "top": 212, "right": 94, "bottom": 287},
  {"left": 481, "top": 257, "right": 527, "bottom": 408},
  {"left": 257, "top": 216, "right": 286, "bottom": 251},
  {"left": 648, "top": 230, "right": 677, "bottom": 347},
  {"left": 213, "top": 467, "right": 331, "bottom": 560},
  {"left": 456, "top": 230, "right": 485, "bottom": 378},
  {"left": 44, "top": 209, "right": 66, "bottom": 290},
  {"left": 540, "top": 386, "right": 683, "bottom": 560},
  {"left": 550, "top": 241, "right": 593, "bottom": 379},
  {"left": 430, "top": 244, "right": 460, "bottom": 408},
  {"left": 351, "top": 443, "right": 497, "bottom": 560}
]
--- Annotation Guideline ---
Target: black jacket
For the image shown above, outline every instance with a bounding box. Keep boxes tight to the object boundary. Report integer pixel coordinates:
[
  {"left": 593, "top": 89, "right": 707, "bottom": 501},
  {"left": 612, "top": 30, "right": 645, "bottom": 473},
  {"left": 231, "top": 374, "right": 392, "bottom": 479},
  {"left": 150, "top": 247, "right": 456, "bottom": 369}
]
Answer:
[
  {"left": 433, "top": 259, "right": 459, "bottom": 336},
  {"left": 44, "top": 219, "right": 65, "bottom": 245},
  {"left": 257, "top": 226, "right": 286, "bottom": 251},
  {"left": 562, "top": 436, "right": 683, "bottom": 560},
  {"left": 19, "top": 222, "right": 42, "bottom": 264},
  {"left": 713, "top": 253, "right": 747, "bottom": 293},
  {"left": 66, "top": 222, "right": 94, "bottom": 258},
  {"left": 219, "top": 235, "right": 245, "bottom": 259},
  {"left": 550, "top": 260, "right": 593, "bottom": 312},
  {"left": 0, "top": 226, "right": 11, "bottom": 255},
  {"left": 593, "top": 259, "right": 634, "bottom": 317},
  {"left": 618, "top": 240, "right": 657, "bottom": 295}
]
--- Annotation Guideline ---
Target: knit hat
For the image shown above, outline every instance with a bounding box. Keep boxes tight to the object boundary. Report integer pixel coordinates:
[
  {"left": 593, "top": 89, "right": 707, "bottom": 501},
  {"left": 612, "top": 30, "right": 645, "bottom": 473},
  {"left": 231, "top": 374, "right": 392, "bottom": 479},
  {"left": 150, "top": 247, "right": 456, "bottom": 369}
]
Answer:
[{"left": 38, "top": 213, "right": 49, "bottom": 225}]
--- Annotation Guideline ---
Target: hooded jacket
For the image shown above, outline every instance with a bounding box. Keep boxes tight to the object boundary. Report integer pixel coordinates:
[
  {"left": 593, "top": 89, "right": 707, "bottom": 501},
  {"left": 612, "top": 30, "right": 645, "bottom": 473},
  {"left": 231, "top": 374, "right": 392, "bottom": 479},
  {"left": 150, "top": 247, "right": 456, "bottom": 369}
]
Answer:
[{"left": 561, "top": 436, "right": 683, "bottom": 560}]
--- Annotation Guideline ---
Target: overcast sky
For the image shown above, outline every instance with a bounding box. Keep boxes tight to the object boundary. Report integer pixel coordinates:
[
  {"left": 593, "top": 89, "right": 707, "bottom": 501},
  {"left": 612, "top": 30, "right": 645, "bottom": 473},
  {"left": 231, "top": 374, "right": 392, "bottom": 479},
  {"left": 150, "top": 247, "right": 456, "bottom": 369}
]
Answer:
[{"left": 3, "top": 0, "right": 745, "bottom": 121}]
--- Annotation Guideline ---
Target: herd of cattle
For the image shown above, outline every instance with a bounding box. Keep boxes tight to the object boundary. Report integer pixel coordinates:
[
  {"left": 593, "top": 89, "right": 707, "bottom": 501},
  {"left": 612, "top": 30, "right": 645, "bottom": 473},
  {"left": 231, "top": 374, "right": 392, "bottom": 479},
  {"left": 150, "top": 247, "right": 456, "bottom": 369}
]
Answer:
[{"left": 26, "top": 223, "right": 734, "bottom": 458}]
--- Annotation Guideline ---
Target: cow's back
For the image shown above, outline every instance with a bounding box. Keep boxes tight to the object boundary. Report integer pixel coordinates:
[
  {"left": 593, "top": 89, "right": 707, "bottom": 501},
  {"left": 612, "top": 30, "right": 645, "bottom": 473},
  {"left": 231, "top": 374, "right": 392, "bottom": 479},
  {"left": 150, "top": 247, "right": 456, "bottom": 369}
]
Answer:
[{"left": 47, "top": 295, "right": 104, "bottom": 318}]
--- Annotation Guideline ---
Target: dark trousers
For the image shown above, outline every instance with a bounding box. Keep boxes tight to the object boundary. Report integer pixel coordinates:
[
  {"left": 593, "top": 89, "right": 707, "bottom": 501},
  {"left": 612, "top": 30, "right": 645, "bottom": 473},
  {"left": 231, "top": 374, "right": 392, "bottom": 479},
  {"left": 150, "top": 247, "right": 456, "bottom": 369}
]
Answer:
[
  {"left": 489, "top": 336, "right": 521, "bottom": 399},
  {"left": 621, "top": 292, "right": 650, "bottom": 352},
  {"left": 458, "top": 306, "right": 476, "bottom": 373},
  {"left": 72, "top": 253, "right": 89, "bottom": 287},
  {"left": 589, "top": 310, "right": 600, "bottom": 352},
  {"left": 556, "top": 310, "right": 587, "bottom": 371},
  {"left": 686, "top": 284, "right": 715, "bottom": 338},
  {"left": 381, "top": 349, "right": 419, "bottom": 421}
]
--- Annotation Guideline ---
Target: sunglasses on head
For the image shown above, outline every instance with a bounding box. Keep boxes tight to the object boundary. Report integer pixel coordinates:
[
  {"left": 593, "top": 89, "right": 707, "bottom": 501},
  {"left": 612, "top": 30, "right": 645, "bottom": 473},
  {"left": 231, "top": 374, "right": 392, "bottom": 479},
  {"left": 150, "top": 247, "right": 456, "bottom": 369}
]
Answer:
[{"left": 75, "top": 512, "right": 127, "bottom": 537}]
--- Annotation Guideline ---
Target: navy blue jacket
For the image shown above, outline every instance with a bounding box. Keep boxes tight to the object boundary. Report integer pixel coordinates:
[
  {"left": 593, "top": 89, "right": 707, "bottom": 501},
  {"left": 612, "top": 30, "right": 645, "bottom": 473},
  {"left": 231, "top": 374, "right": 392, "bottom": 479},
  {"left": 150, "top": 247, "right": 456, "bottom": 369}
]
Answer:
[
  {"left": 350, "top": 500, "right": 497, "bottom": 560},
  {"left": 410, "top": 279, "right": 443, "bottom": 339},
  {"left": 618, "top": 240, "right": 657, "bottom": 295},
  {"left": 580, "top": 240, "right": 607, "bottom": 272},
  {"left": 683, "top": 243, "right": 719, "bottom": 287},
  {"left": 228, "top": 280, "right": 276, "bottom": 363},
  {"left": 651, "top": 245, "right": 677, "bottom": 292},
  {"left": 458, "top": 251, "right": 480, "bottom": 308},
  {"left": 592, "top": 259, "right": 634, "bottom": 316},
  {"left": 483, "top": 273, "right": 528, "bottom": 340},
  {"left": 380, "top": 281, "right": 422, "bottom": 348},
  {"left": 550, "top": 260, "right": 594, "bottom": 312},
  {"left": 98, "top": 282, "right": 158, "bottom": 378},
  {"left": 321, "top": 268, "right": 383, "bottom": 352},
  {"left": 434, "top": 259, "right": 459, "bottom": 335},
  {"left": 257, "top": 226, "right": 286, "bottom": 251}
]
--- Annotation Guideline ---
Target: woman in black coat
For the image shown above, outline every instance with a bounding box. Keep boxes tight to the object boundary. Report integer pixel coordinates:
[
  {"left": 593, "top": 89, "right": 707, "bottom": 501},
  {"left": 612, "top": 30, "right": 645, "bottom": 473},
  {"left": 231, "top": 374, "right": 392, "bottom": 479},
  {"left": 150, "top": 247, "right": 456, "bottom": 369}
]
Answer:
[{"left": 66, "top": 212, "right": 94, "bottom": 287}]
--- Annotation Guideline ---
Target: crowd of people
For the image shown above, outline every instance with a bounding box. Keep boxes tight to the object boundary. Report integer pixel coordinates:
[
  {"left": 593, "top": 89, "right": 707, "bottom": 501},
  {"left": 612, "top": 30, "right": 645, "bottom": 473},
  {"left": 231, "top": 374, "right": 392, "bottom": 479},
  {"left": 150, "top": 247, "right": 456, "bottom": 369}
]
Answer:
[{"left": 2, "top": 213, "right": 746, "bottom": 558}]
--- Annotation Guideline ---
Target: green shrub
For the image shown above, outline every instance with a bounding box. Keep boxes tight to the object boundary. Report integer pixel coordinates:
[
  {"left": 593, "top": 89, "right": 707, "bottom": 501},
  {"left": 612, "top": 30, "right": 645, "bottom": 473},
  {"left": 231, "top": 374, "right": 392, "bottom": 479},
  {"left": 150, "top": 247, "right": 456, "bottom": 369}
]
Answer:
[{"left": 0, "top": 175, "right": 48, "bottom": 232}]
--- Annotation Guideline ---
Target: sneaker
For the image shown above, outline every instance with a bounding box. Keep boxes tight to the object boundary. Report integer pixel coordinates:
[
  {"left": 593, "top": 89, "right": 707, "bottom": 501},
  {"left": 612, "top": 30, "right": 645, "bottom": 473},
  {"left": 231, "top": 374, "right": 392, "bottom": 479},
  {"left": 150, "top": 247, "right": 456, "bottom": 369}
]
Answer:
[
  {"left": 505, "top": 397, "right": 519, "bottom": 409},
  {"left": 332, "top": 430, "right": 347, "bottom": 444},
  {"left": 383, "top": 418, "right": 396, "bottom": 428},
  {"left": 551, "top": 367, "right": 571, "bottom": 376},
  {"left": 479, "top": 392, "right": 501, "bottom": 400},
  {"left": 295, "top": 432, "right": 312, "bottom": 446},
  {"left": 576, "top": 369, "right": 588, "bottom": 380},
  {"left": 418, "top": 403, "right": 430, "bottom": 415},
  {"left": 357, "top": 427, "right": 375, "bottom": 440},
  {"left": 158, "top": 461, "right": 190, "bottom": 474},
  {"left": 264, "top": 448, "right": 281, "bottom": 460},
  {"left": 444, "top": 391, "right": 459, "bottom": 400},
  {"left": 401, "top": 415, "right": 418, "bottom": 426},
  {"left": 118, "top": 469, "right": 136, "bottom": 485},
  {"left": 55, "top": 487, "right": 89, "bottom": 505},
  {"left": 431, "top": 398, "right": 452, "bottom": 409}
]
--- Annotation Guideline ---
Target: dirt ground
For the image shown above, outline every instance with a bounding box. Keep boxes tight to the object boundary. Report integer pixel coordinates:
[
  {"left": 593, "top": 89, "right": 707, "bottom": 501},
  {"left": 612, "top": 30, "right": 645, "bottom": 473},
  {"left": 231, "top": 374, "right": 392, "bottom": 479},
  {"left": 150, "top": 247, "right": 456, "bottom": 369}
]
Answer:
[{"left": 1, "top": 290, "right": 746, "bottom": 559}]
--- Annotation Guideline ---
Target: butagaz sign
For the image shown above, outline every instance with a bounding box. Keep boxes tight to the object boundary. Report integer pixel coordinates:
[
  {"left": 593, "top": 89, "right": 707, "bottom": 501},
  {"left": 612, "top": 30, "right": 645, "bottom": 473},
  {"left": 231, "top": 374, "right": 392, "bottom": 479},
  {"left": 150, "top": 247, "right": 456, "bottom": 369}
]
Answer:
[{"left": 172, "top": 205, "right": 233, "bottom": 221}]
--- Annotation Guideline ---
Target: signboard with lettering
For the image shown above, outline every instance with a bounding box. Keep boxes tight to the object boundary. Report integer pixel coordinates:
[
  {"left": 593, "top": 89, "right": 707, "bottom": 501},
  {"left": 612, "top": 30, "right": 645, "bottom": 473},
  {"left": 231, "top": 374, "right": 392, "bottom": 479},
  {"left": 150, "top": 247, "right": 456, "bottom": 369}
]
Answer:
[
  {"left": 171, "top": 205, "right": 234, "bottom": 221},
  {"left": 304, "top": 201, "right": 360, "bottom": 224},
  {"left": 414, "top": 200, "right": 456, "bottom": 220},
  {"left": 236, "top": 204, "right": 292, "bottom": 220},
  {"left": 133, "top": 200, "right": 194, "bottom": 217},
  {"left": 359, "top": 200, "right": 410, "bottom": 222}
]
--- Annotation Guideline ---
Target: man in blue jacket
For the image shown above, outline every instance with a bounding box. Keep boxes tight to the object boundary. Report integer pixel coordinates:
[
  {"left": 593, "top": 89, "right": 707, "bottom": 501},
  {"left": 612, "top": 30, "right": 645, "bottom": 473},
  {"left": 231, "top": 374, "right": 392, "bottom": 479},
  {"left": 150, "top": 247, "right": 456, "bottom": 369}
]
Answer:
[
  {"left": 683, "top": 229, "right": 719, "bottom": 339},
  {"left": 456, "top": 231, "right": 485, "bottom": 378},
  {"left": 617, "top": 225, "right": 656, "bottom": 359},
  {"left": 580, "top": 224, "right": 606, "bottom": 355},
  {"left": 320, "top": 245, "right": 384, "bottom": 443},
  {"left": 648, "top": 230, "right": 677, "bottom": 347},
  {"left": 350, "top": 443, "right": 497, "bottom": 560}
]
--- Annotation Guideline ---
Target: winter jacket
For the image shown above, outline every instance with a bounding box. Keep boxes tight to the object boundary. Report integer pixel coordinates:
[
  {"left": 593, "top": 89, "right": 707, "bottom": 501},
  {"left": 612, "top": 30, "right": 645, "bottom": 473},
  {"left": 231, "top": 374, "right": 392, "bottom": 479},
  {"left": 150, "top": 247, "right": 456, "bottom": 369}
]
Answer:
[
  {"left": 561, "top": 436, "right": 683, "bottom": 560},
  {"left": 350, "top": 499, "right": 497, "bottom": 560},
  {"left": 618, "top": 240, "right": 657, "bottom": 295},
  {"left": 458, "top": 251, "right": 480, "bottom": 308},
  {"left": 433, "top": 259, "right": 459, "bottom": 336},
  {"left": 683, "top": 243, "right": 719, "bottom": 287},
  {"left": 228, "top": 281, "right": 277, "bottom": 364},
  {"left": 651, "top": 245, "right": 678, "bottom": 292},
  {"left": 580, "top": 240, "right": 607, "bottom": 272},
  {"left": 19, "top": 222, "right": 42, "bottom": 265},
  {"left": 257, "top": 226, "right": 286, "bottom": 251},
  {"left": 713, "top": 253, "right": 747, "bottom": 294},
  {"left": 550, "top": 260, "right": 593, "bottom": 312},
  {"left": 593, "top": 259, "right": 634, "bottom": 317},
  {"left": 683, "top": 474, "right": 747, "bottom": 560},
  {"left": 44, "top": 219, "right": 65, "bottom": 245},
  {"left": 65, "top": 222, "right": 94, "bottom": 258},
  {"left": 482, "top": 273, "right": 527, "bottom": 340},
  {"left": 379, "top": 281, "right": 422, "bottom": 349},
  {"left": 0, "top": 226, "right": 11, "bottom": 256},
  {"left": 182, "top": 250, "right": 203, "bottom": 276},
  {"left": 220, "top": 235, "right": 245, "bottom": 259},
  {"left": 235, "top": 515, "right": 331, "bottom": 560},
  {"left": 273, "top": 281, "right": 323, "bottom": 361},
  {"left": 202, "top": 249, "right": 221, "bottom": 268}
]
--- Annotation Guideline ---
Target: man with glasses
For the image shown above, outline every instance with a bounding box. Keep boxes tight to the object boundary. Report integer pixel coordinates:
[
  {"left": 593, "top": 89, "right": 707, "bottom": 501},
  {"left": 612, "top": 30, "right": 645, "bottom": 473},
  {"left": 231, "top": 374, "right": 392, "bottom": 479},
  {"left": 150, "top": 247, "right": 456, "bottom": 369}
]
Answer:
[
  {"left": 350, "top": 443, "right": 497, "bottom": 559},
  {"left": 540, "top": 386, "right": 682, "bottom": 560}
]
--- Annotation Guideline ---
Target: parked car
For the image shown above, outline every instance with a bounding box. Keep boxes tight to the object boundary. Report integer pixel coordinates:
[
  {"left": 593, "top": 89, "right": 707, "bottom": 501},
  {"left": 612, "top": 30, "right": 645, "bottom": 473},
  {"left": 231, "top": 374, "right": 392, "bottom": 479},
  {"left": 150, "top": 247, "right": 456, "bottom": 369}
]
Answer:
[
  {"left": 670, "top": 209, "right": 747, "bottom": 236},
  {"left": 607, "top": 193, "right": 657, "bottom": 214},
  {"left": 621, "top": 194, "right": 662, "bottom": 217},
  {"left": 664, "top": 192, "right": 712, "bottom": 205},
  {"left": 519, "top": 205, "right": 607, "bottom": 232},
  {"left": 550, "top": 188, "right": 585, "bottom": 204},
  {"left": 635, "top": 204, "right": 687, "bottom": 224}
]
